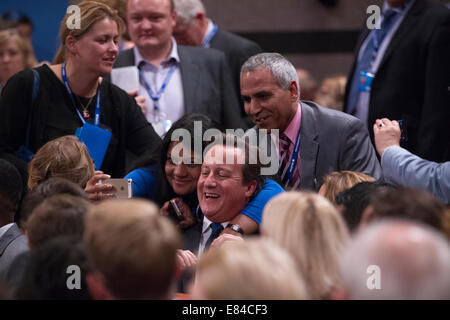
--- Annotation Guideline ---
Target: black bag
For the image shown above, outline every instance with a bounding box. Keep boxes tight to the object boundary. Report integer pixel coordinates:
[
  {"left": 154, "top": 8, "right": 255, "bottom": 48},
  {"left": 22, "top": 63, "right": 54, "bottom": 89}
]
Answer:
[{"left": 15, "top": 69, "right": 40, "bottom": 163}]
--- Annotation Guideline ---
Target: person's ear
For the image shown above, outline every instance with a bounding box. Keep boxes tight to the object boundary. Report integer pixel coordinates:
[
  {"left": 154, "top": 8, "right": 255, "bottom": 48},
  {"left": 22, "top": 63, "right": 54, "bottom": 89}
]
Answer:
[
  {"left": 289, "top": 80, "right": 299, "bottom": 102},
  {"left": 196, "top": 12, "right": 206, "bottom": 25},
  {"left": 171, "top": 9, "right": 177, "bottom": 28},
  {"left": 244, "top": 180, "right": 257, "bottom": 198},
  {"left": 65, "top": 35, "right": 78, "bottom": 56},
  {"left": 358, "top": 205, "right": 374, "bottom": 232},
  {"left": 86, "top": 271, "right": 115, "bottom": 300}
]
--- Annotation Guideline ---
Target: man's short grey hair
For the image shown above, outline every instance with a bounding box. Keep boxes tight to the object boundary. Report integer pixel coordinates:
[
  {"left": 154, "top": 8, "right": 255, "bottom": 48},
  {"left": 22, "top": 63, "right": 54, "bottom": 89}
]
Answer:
[
  {"left": 241, "top": 53, "right": 300, "bottom": 98},
  {"left": 340, "top": 219, "right": 450, "bottom": 299},
  {"left": 173, "top": 0, "right": 205, "bottom": 23}
]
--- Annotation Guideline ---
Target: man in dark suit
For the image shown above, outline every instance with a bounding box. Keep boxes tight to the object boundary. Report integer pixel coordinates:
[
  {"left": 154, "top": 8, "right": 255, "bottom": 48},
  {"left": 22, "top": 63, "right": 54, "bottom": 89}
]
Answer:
[
  {"left": 172, "top": 0, "right": 263, "bottom": 122},
  {"left": 177, "top": 135, "right": 264, "bottom": 291},
  {"left": 344, "top": 0, "right": 450, "bottom": 162},
  {"left": 241, "top": 53, "right": 382, "bottom": 191},
  {"left": 113, "top": 0, "right": 246, "bottom": 133}
]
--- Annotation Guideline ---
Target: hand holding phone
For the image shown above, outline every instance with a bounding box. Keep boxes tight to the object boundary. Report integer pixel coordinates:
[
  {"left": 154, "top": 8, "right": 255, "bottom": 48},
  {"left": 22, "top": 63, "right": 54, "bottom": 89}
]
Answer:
[
  {"left": 98, "top": 178, "right": 133, "bottom": 199},
  {"left": 168, "top": 199, "right": 185, "bottom": 223},
  {"left": 161, "top": 198, "right": 197, "bottom": 229},
  {"left": 85, "top": 171, "right": 115, "bottom": 203}
]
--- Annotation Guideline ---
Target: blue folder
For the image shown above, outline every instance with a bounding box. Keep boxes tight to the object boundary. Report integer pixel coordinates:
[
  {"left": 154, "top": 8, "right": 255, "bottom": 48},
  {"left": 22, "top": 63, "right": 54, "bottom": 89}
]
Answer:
[{"left": 75, "top": 122, "right": 112, "bottom": 170}]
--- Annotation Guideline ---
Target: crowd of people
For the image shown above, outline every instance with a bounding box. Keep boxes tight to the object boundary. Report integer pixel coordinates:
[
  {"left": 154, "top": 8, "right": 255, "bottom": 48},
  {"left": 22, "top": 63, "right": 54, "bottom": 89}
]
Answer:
[{"left": 0, "top": 0, "right": 449, "bottom": 300}]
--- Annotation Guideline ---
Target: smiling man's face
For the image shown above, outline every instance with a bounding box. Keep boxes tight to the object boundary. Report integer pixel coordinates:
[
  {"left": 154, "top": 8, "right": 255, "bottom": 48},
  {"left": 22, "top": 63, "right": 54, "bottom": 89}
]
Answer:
[
  {"left": 197, "top": 145, "right": 255, "bottom": 223},
  {"left": 240, "top": 67, "right": 298, "bottom": 132}
]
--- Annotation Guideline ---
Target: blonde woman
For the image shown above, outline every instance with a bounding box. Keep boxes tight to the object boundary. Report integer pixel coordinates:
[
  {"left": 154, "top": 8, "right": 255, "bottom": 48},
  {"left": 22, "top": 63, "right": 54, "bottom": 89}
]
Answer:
[
  {"left": 319, "top": 170, "right": 375, "bottom": 205},
  {"left": 28, "top": 135, "right": 95, "bottom": 189},
  {"left": 0, "top": 1, "right": 160, "bottom": 179},
  {"left": 262, "top": 191, "right": 350, "bottom": 299},
  {"left": 0, "top": 29, "right": 37, "bottom": 93},
  {"left": 189, "top": 238, "right": 308, "bottom": 300},
  {"left": 315, "top": 75, "right": 347, "bottom": 111}
]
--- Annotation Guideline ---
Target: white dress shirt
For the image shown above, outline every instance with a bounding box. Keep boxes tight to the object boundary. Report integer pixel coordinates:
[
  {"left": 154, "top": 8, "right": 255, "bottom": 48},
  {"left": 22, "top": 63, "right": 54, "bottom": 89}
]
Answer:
[
  {"left": 198, "top": 216, "right": 228, "bottom": 256},
  {"left": 134, "top": 38, "right": 184, "bottom": 134}
]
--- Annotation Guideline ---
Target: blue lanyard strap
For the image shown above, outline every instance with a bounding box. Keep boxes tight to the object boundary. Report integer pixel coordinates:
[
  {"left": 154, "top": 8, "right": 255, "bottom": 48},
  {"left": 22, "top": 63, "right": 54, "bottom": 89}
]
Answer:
[
  {"left": 138, "top": 64, "right": 177, "bottom": 112},
  {"left": 283, "top": 127, "right": 301, "bottom": 184},
  {"left": 201, "top": 23, "right": 218, "bottom": 48},
  {"left": 61, "top": 63, "right": 101, "bottom": 126},
  {"left": 369, "top": 9, "right": 400, "bottom": 68}
]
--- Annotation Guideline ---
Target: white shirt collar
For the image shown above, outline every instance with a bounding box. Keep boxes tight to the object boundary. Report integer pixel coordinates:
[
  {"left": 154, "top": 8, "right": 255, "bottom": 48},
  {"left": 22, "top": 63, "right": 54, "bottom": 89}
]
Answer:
[
  {"left": 202, "top": 216, "right": 229, "bottom": 234},
  {"left": 133, "top": 37, "right": 180, "bottom": 68},
  {"left": 202, "top": 19, "right": 215, "bottom": 44}
]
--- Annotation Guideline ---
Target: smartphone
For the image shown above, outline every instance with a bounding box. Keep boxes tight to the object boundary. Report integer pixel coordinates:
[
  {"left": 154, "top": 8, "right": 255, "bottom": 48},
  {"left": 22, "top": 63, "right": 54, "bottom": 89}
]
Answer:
[
  {"left": 397, "top": 120, "right": 408, "bottom": 142},
  {"left": 168, "top": 199, "right": 185, "bottom": 223},
  {"left": 99, "top": 178, "right": 133, "bottom": 199}
]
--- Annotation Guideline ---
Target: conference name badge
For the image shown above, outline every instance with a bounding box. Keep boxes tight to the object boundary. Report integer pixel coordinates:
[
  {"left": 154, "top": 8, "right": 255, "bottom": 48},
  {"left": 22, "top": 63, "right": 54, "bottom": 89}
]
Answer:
[{"left": 358, "top": 71, "right": 375, "bottom": 92}]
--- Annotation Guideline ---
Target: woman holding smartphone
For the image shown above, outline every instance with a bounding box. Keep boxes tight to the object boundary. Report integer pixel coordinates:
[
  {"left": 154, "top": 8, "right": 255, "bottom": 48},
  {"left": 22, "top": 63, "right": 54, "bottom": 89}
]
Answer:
[
  {"left": 126, "top": 113, "right": 285, "bottom": 235},
  {"left": 0, "top": 1, "right": 160, "bottom": 180}
]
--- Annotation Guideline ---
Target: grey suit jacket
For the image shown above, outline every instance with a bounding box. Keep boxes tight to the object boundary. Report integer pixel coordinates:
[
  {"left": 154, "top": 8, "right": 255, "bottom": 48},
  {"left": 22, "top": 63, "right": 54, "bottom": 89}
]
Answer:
[
  {"left": 0, "top": 224, "right": 28, "bottom": 281},
  {"left": 113, "top": 46, "right": 247, "bottom": 130},
  {"left": 249, "top": 101, "right": 382, "bottom": 191},
  {"left": 382, "top": 146, "right": 450, "bottom": 204}
]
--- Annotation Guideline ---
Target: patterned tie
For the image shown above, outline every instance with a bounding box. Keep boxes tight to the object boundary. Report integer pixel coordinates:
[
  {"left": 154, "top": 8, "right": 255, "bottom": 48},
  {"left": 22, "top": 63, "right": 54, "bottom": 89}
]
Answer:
[
  {"left": 279, "top": 133, "right": 300, "bottom": 189},
  {"left": 347, "top": 9, "right": 399, "bottom": 115},
  {"left": 205, "top": 222, "right": 224, "bottom": 249}
]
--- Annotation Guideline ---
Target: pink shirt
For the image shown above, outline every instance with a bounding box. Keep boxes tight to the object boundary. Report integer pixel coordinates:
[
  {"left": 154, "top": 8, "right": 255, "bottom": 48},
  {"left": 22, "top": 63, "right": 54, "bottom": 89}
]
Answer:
[
  {"left": 277, "top": 102, "right": 302, "bottom": 186},
  {"left": 280, "top": 102, "right": 302, "bottom": 158}
]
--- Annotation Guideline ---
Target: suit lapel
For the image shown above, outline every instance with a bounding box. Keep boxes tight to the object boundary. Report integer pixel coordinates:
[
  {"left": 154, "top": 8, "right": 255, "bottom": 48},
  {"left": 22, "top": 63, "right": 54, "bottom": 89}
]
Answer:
[
  {"left": 114, "top": 48, "right": 135, "bottom": 68},
  {"left": 377, "top": 0, "right": 424, "bottom": 71},
  {"left": 299, "top": 102, "right": 320, "bottom": 191},
  {"left": 0, "top": 224, "right": 21, "bottom": 256},
  {"left": 178, "top": 47, "right": 200, "bottom": 114},
  {"left": 355, "top": 28, "right": 371, "bottom": 55}
]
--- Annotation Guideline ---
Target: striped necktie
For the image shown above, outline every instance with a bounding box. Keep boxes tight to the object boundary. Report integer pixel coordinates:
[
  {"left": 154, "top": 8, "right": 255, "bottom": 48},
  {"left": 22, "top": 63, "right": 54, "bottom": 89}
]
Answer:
[{"left": 279, "top": 133, "right": 300, "bottom": 189}]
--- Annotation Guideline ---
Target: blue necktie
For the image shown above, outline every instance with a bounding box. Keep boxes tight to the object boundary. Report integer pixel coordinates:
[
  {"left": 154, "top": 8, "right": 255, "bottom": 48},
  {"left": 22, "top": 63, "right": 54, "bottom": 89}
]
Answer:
[
  {"left": 347, "top": 9, "right": 399, "bottom": 115},
  {"left": 205, "top": 223, "right": 224, "bottom": 249}
]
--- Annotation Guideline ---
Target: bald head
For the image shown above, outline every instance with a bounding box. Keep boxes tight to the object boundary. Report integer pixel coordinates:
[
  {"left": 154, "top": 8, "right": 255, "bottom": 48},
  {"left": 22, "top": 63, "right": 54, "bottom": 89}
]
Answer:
[{"left": 340, "top": 220, "right": 450, "bottom": 299}]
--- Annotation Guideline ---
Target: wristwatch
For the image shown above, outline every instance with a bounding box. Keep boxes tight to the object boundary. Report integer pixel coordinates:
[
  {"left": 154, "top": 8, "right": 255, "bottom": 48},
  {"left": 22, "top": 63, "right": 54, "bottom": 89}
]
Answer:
[{"left": 226, "top": 223, "right": 244, "bottom": 235}]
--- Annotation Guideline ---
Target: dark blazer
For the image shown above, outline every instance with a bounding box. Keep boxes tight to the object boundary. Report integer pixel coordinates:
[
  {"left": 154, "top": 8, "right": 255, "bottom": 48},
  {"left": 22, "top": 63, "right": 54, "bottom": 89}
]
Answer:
[
  {"left": 178, "top": 218, "right": 202, "bottom": 293},
  {"left": 343, "top": 0, "right": 450, "bottom": 162},
  {"left": 0, "top": 224, "right": 28, "bottom": 282},
  {"left": 210, "top": 28, "right": 263, "bottom": 119},
  {"left": 113, "top": 46, "right": 247, "bottom": 130},
  {"left": 251, "top": 101, "right": 382, "bottom": 191}
]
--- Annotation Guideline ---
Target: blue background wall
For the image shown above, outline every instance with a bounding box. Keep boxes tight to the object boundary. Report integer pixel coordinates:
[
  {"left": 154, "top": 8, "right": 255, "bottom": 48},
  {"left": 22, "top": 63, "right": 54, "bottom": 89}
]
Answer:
[{"left": 0, "top": 0, "right": 69, "bottom": 62}]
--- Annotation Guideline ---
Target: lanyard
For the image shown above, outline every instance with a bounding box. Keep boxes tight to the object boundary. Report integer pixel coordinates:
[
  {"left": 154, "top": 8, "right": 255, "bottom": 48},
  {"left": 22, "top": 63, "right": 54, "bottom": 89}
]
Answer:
[
  {"left": 138, "top": 64, "right": 177, "bottom": 112},
  {"left": 61, "top": 63, "right": 101, "bottom": 126},
  {"left": 201, "top": 23, "right": 218, "bottom": 48},
  {"left": 368, "top": 9, "right": 400, "bottom": 68},
  {"left": 281, "top": 127, "right": 301, "bottom": 185}
]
